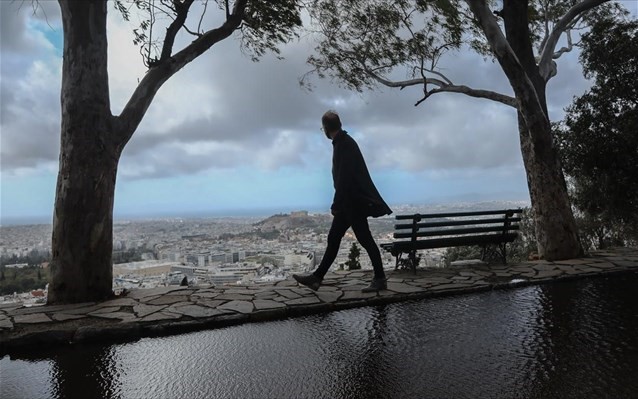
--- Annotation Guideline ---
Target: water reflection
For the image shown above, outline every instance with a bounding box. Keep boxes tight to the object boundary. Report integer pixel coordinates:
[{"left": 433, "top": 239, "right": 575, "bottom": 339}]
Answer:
[{"left": 2, "top": 273, "right": 637, "bottom": 399}]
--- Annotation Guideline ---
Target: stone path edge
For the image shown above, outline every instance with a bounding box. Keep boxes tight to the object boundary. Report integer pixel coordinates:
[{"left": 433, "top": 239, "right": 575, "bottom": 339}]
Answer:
[{"left": 1, "top": 248, "right": 637, "bottom": 356}]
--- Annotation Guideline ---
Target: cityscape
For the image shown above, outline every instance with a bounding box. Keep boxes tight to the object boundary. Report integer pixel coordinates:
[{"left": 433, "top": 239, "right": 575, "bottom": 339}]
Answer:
[{"left": 0, "top": 200, "right": 528, "bottom": 306}]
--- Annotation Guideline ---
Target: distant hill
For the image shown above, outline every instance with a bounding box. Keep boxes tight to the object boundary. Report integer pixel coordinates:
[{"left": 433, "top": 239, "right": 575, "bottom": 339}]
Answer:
[{"left": 254, "top": 211, "right": 331, "bottom": 231}]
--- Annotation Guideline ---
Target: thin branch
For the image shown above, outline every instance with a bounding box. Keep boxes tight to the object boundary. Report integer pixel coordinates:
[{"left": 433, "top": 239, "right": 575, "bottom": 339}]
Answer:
[
  {"left": 538, "top": 0, "right": 609, "bottom": 81},
  {"left": 552, "top": 28, "right": 573, "bottom": 59}
]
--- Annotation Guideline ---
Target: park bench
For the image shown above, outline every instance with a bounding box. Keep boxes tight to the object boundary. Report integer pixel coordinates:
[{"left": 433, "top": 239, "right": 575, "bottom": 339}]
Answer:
[{"left": 380, "top": 209, "right": 523, "bottom": 273}]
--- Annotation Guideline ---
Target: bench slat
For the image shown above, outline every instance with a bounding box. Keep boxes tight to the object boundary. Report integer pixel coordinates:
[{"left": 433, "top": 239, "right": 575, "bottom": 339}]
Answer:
[
  {"left": 395, "top": 217, "right": 522, "bottom": 230},
  {"left": 389, "top": 233, "right": 518, "bottom": 251},
  {"left": 393, "top": 225, "right": 520, "bottom": 239},
  {"left": 394, "top": 208, "right": 522, "bottom": 220}
]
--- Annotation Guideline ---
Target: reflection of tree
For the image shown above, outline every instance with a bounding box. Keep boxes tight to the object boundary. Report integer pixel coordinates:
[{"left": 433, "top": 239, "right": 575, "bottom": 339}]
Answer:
[
  {"left": 526, "top": 276, "right": 638, "bottom": 398},
  {"left": 49, "top": 344, "right": 120, "bottom": 399}
]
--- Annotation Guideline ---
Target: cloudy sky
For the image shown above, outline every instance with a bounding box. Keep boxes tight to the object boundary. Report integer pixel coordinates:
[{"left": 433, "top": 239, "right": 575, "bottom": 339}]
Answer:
[{"left": 1, "top": 1, "right": 636, "bottom": 224}]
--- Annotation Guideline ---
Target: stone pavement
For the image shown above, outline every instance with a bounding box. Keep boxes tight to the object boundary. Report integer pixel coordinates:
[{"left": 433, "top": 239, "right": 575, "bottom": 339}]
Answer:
[{"left": 1, "top": 247, "right": 637, "bottom": 354}]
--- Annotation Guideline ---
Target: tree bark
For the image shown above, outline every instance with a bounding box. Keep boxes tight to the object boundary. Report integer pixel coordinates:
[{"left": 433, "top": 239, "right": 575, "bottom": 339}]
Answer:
[{"left": 49, "top": 0, "right": 119, "bottom": 303}]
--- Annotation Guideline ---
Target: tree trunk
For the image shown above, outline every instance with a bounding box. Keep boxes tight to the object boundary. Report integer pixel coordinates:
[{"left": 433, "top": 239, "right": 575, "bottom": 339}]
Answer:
[
  {"left": 49, "top": 0, "right": 120, "bottom": 304},
  {"left": 468, "top": 0, "right": 583, "bottom": 261},
  {"left": 517, "top": 113, "right": 583, "bottom": 260}
]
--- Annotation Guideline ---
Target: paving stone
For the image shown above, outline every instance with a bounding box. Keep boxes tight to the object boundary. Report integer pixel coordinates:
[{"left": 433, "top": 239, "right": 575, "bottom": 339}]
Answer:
[
  {"left": 532, "top": 264, "right": 558, "bottom": 272},
  {"left": 52, "top": 313, "right": 87, "bottom": 322},
  {"left": 341, "top": 284, "right": 367, "bottom": 291},
  {"left": 254, "top": 292, "right": 277, "bottom": 300},
  {"left": 127, "top": 286, "right": 192, "bottom": 299},
  {"left": 195, "top": 299, "right": 226, "bottom": 309},
  {"left": 274, "top": 289, "right": 302, "bottom": 299},
  {"left": 274, "top": 280, "right": 297, "bottom": 287},
  {"left": 100, "top": 298, "right": 138, "bottom": 307},
  {"left": 133, "top": 304, "right": 167, "bottom": 318},
  {"left": 412, "top": 278, "right": 451, "bottom": 285},
  {"left": 338, "top": 279, "right": 368, "bottom": 287},
  {"left": 89, "top": 312, "right": 137, "bottom": 322},
  {"left": 495, "top": 272, "right": 513, "bottom": 277},
  {"left": 89, "top": 306, "right": 121, "bottom": 314},
  {"left": 8, "top": 302, "right": 97, "bottom": 316},
  {"left": 0, "top": 318, "right": 14, "bottom": 329},
  {"left": 459, "top": 272, "right": 481, "bottom": 277},
  {"left": 169, "top": 304, "right": 224, "bottom": 318},
  {"left": 341, "top": 291, "right": 377, "bottom": 301},
  {"left": 583, "top": 262, "right": 616, "bottom": 269},
  {"left": 14, "top": 313, "right": 52, "bottom": 324},
  {"left": 386, "top": 282, "right": 423, "bottom": 294},
  {"left": 141, "top": 311, "right": 183, "bottom": 322},
  {"left": 521, "top": 272, "right": 537, "bottom": 278},
  {"left": 253, "top": 300, "right": 287, "bottom": 310},
  {"left": 192, "top": 292, "right": 220, "bottom": 299},
  {"left": 451, "top": 276, "right": 471, "bottom": 280},
  {"left": 216, "top": 294, "right": 254, "bottom": 301},
  {"left": 554, "top": 259, "right": 591, "bottom": 265},
  {"left": 219, "top": 300, "right": 254, "bottom": 314},
  {"left": 429, "top": 283, "right": 476, "bottom": 291},
  {"left": 387, "top": 277, "right": 405, "bottom": 283},
  {"left": 273, "top": 296, "right": 290, "bottom": 302},
  {"left": 534, "top": 270, "right": 563, "bottom": 279},
  {"left": 146, "top": 295, "right": 190, "bottom": 305},
  {"left": 612, "top": 261, "right": 638, "bottom": 268},
  {"left": 285, "top": 297, "right": 321, "bottom": 306},
  {"left": 315, "top": 291, "right": 342, "bottom": 303}
]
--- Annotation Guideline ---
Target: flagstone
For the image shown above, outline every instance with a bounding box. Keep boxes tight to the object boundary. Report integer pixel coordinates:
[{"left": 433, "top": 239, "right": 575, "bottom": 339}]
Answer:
[
  {"left": 274, "top": 289, "right": 302, "bottom": 299},
  {"left": 315, "top": 291, "right": 342, "bottom": 303},
  {"left": 169, "top": 304, "right": 224, "bottom": 318},
  {"left": 285, "top": 297, "right": 321, "bottom": 306},
  {"left": 0, "top": 317, "right": 14, "bottom": 329},
  {"left": 88, "top": 312, "right": 137, "bottom": 322},
  {"left": 141, "top": 311, "right": 183, "bottom": 322},
  {"left": 219, "top": 300, "right": 254, "bottom": 314},
  {"left": 386, "top": 282, "right": 423, "bottom": 294},
  {"left": 146, "top": 295, "right": 190, "bottom": 305},
  {"left": 133, "top": 304, "right": 167, "bottom": 318},
  {"left": 215, "top": 294, "right": 254, "bottom": 301},
  {"left": 253, "top": 300, "right": 286, "bottom": 310},
  {"left": 341, "top": 291, "right": 377, "bottom": 301}
]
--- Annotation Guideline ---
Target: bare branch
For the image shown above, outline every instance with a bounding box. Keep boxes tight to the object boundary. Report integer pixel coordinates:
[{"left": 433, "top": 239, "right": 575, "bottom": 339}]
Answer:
[
  {"left": 552, "top": 28, "right": 573, "bottom": 59},
  {"left": 538, "top": 0, "right": 610, "bottom": 81},
  {"left": 364, "top": 67, "right": 516, "bottom": 108}
]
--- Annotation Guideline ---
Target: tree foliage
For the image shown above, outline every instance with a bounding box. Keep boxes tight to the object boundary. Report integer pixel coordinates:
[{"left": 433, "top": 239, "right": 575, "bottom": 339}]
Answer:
[{"left": 555, "top": 16, "right": 638, "bottom": 249}]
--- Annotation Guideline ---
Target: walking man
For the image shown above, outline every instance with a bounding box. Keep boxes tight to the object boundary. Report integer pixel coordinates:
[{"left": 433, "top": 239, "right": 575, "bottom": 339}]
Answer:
[{"left": 293, "top": 111, "right": 392, "bottom": 292}]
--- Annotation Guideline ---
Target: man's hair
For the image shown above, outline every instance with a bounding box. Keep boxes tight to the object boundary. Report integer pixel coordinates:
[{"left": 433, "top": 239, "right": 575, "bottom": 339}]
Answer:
[{"left": 322, "top": 110, "right": 342, "bottom": 133}]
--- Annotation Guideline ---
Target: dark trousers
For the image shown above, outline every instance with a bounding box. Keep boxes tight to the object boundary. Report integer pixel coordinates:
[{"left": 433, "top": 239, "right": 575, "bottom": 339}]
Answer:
[{"left": 313, "top": 212, "right": 386, "bottom": 280}]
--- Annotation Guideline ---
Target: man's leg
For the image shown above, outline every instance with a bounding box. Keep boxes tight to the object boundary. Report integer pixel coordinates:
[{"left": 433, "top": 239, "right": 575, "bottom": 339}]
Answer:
[
  {"left": 312, "top": 212, "right": 350, "bottom": 279},
  {"left": 350, "top": 215, "right": 386, "bottom": 280}
]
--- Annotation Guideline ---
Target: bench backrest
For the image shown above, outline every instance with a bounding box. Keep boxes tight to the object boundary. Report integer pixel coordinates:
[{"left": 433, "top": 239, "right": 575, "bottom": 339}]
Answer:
[{"left": 393, "top": 209, "right": 523, "bottom": 243}]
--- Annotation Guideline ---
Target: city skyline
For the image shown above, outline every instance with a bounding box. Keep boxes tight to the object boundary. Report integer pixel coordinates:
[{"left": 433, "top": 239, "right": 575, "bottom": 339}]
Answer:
[{"left": 2, "top": 2, "right": 635, "bottom": 225}]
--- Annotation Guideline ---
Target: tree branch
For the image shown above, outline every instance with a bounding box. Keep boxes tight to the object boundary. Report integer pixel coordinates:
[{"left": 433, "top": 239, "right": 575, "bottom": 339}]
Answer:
[
  {"left": 364, "top": 67, "right": 516, "bottom": 108},
  {"left": 116, "top": 0, "right": 249, "bottom": 147},
  {"left": 538, "top": 0, "right": 609, "bottom": 81},
  {"left": 157, "top": 0, "right": 195, "bottom": 64}
]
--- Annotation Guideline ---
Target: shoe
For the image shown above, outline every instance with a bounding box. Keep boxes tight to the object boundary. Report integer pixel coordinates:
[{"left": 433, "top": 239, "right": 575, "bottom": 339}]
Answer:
[
  {"left": 361, "top": 278, "right": 387, "bottom": 293},
  {"left": 293, "top": 274, "right": 322, "bottom": 291}
]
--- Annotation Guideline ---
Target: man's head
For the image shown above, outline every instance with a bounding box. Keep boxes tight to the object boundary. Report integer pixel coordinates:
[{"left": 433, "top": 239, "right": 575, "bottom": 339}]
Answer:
[{"left": 321, "top": 110, "right": 342, "bottom": 139}]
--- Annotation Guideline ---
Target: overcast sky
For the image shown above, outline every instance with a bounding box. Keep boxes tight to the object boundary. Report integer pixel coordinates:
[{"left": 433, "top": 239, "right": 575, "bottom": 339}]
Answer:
[{"left": 1, "top": 1, "right": 636, "bottom": 224}]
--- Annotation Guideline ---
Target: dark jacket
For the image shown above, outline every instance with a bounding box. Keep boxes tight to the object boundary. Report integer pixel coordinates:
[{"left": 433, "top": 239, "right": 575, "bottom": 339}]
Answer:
[{"left": 331, "top": 130, "right": 392, "bottom": 218}]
